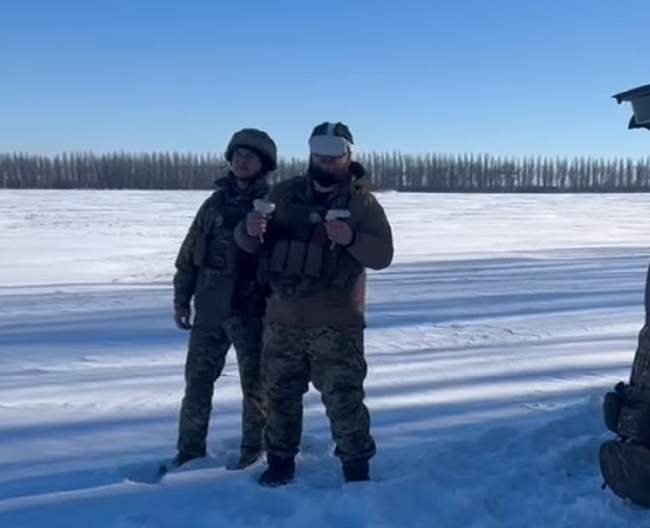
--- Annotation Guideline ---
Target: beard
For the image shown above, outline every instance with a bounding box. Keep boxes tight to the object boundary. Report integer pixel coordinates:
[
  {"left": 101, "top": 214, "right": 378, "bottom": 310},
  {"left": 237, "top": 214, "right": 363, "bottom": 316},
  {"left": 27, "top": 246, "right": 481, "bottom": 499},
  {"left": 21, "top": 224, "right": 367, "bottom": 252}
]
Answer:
[{"left": 309, "top": 163, "right": 349, "bottom": 187}]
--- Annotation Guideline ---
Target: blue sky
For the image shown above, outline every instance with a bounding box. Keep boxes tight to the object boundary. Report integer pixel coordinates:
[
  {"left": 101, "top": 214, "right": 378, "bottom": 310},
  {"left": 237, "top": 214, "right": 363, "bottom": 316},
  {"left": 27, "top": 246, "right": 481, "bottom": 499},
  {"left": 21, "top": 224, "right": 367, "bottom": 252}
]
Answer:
[{"left": 1, "top": 0, "right": 649, "bottom": 159}]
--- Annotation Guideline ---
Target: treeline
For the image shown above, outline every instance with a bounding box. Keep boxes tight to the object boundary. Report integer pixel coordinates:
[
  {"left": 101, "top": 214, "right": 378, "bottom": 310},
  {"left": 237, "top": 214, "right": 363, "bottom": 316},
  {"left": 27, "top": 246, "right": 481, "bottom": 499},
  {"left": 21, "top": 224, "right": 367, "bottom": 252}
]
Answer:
[{"left": 2, "top": 152, "right": 650, "bottom": 192}]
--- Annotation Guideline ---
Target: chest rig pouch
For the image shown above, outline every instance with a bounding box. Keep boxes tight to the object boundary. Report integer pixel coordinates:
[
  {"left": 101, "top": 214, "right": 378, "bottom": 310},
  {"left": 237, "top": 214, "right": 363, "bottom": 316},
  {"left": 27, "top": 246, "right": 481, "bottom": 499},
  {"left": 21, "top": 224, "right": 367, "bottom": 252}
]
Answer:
[
  {"left": 193, "top": 191, "right": 251, "bottom": 278},
  {"left": 192, "top": 185, "right": 267, "bottom": 328},
  {"left": 265, "top": 184, "right": 363, "bottom": 298}
]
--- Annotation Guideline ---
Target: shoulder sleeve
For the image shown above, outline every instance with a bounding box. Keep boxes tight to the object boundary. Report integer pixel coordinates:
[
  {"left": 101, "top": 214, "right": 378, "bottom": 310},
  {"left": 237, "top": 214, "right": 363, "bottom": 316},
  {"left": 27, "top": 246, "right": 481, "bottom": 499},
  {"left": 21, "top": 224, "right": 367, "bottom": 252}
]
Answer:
[{"left": 346, "top": 192, "right": 394, "bottom": 270}]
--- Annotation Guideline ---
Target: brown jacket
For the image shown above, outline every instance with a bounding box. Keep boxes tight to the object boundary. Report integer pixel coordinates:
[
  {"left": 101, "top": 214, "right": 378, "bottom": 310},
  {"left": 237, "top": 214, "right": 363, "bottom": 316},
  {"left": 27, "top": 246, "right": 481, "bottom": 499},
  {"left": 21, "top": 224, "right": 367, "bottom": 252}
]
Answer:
[{"left": 235, "top": 163, "right": 393, "bottom": 327}]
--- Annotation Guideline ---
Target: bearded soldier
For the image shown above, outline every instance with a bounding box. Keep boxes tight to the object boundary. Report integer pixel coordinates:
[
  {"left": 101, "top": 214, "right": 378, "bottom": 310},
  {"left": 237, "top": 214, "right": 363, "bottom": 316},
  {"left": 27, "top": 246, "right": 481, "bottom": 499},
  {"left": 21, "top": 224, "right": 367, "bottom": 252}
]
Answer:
[{"left": 236, "top": 122, "right": 394, "bottom": 486}]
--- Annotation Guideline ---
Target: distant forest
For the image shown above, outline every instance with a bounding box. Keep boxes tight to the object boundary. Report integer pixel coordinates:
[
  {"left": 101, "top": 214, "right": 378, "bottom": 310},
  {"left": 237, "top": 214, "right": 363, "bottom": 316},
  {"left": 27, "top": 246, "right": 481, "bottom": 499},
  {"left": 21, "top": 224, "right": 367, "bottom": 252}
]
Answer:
[{"left": 2, "top": 152, "right": 650, "bottom": 192}]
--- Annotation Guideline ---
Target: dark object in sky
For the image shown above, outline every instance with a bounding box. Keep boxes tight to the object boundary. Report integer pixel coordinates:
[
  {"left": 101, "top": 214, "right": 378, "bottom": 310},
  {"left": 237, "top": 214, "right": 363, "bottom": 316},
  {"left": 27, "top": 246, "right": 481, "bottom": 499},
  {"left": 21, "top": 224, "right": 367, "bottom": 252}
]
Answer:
[{"left": 613, "top": 84, "right": 650, "bottom": 130}]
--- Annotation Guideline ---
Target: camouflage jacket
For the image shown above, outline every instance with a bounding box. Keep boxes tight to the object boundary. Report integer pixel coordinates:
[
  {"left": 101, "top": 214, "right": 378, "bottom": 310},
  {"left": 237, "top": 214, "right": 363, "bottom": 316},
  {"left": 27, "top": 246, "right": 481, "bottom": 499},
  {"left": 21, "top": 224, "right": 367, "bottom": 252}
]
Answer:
[
  {"left": 629, "top": 262, "right": 650, "bottom": 388},
  {"left": 173, "top": 174, "right": 269, "bottom": 328},
  {"left": 235, "top": 162, "right": 393, "bottom": 327},
  {"left": 645, "top": 262, "right": 649, "bottom": 325}
]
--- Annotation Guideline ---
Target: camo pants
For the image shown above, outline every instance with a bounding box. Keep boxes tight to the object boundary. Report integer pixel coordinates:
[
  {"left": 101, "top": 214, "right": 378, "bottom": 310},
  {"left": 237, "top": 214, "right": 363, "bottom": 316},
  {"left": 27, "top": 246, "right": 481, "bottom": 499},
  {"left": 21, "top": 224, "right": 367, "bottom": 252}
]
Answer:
[
  {"left": 630, "top": 326, "right": 650, "bottom": 390},
  {"left": 177, "top": 316, "right": 265, "bottom": 456},
  {"left": 262, "top": 322, "right": 376, "bottom": 463}
]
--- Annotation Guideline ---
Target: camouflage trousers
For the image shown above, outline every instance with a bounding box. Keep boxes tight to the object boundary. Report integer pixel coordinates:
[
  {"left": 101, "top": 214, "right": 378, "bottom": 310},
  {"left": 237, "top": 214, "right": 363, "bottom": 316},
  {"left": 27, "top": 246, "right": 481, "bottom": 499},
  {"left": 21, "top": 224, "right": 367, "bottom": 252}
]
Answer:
[
  {"left": 630, "top": 325, "right": 650, "bottom": 390},
  {"left": 617, "top": 324, "right": 650, "bottom": 440},
  {"left": 177, "top": 316, "right": 265, "bottom": 457},
  {"left": 616, "top": 263, "right": 650, "bottom": 438},
  {"left": 645, "top": 266, "right": 650, "bottom": 326},
  {"left": 262, "top": 322, "right": 376, "bottom": 464}
]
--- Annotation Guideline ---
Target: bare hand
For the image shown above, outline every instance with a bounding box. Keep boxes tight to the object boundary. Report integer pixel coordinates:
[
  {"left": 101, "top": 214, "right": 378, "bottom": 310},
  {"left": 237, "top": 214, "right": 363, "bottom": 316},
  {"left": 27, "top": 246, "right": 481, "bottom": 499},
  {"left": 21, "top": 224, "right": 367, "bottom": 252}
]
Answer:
[
  {"left": 325, "top": 220, "right": 353, "bottom": 247},
  {"left": 246, "top": 212, "right": 268, "bottom": 239},
  {"left": 175, "top": 306, "right": 192, "bottom": 330}
]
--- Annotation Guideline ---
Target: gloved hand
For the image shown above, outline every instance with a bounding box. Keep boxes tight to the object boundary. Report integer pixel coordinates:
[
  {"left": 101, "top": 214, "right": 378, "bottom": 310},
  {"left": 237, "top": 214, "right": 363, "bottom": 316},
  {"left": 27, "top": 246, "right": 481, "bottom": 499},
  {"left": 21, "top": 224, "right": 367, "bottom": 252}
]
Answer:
[{"left": 175, "top": 305, "right": 192, "bottom": 330}]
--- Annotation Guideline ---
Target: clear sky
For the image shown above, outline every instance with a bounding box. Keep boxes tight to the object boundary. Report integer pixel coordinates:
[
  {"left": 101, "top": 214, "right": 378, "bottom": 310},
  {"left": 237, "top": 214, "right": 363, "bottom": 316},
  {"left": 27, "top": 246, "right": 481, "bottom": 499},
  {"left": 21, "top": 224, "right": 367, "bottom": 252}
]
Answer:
[{"left": 1, "top": 0, "right": 649, "bottom": 160}]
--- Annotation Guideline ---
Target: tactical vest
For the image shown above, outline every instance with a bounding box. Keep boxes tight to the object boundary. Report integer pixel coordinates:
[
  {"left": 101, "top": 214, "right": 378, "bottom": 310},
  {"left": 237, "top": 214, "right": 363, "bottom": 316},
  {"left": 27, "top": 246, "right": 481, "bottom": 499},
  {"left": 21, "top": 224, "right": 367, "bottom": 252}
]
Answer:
[
  {"left": 260, "top": 178, "right": 364, "bottom": 298},
  {"left": 192, "top": 181, "right": 267, "bottom": 326},
  {"left": 193, "top": 190, "right": 247, "bottom": 275}
]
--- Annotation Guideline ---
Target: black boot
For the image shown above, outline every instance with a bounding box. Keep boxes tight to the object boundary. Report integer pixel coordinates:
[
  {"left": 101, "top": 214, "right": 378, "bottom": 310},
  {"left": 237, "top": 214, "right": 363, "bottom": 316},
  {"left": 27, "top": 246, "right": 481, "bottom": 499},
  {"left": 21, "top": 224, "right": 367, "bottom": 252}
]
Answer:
[
  {"left": 259, "top": 454, "right": 295, "bottom": 487},
  {"left": 171, "top": 451, "right": 205, "bottom": 468},
  {"left": 342, "top": 460, "right": 370, "bottom": 483},
  {"left": 226, "top": 448, "right": 263, "bottom": 471},
  {"left": 158, "top": 451, "right": 205, "bottom": 477}
]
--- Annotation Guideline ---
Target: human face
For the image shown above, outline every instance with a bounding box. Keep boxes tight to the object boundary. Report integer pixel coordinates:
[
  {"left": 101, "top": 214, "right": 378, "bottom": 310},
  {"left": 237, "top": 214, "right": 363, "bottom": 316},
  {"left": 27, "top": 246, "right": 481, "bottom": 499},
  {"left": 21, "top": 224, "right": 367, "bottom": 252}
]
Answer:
[
  {"left": 310, "top": 151, "right": 351, "bottom": 179},
  {"left": 231, "top": 147, "right": 263, "bottom": 180}
]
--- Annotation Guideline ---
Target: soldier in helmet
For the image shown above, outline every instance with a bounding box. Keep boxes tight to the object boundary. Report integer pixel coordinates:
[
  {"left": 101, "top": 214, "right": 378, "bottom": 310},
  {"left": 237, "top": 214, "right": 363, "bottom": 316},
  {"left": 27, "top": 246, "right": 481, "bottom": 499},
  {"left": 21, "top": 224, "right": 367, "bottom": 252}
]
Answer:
[
  {"left": 171, "top": 128, "right": 276, "bottom": 471},
  {"left": 236, "top": 121, "right": 394, "bottom": 486},
  {"left": 599, "top": 85, "right": 650, "bottom": 507}
]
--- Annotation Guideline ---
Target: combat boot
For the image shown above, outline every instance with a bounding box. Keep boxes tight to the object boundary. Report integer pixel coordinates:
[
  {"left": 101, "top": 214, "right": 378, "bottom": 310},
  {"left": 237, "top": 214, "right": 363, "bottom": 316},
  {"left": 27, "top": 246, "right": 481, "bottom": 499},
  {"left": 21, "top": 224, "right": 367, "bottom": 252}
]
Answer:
[
  {"left": 171, "top": 451, "right": 205, "bottom": 468},
  {"left": 157, "top": 450, "right": 205, "bottom": 478},
  {"left": 342, "top": 460, "right": 370, "bottom": 483},
  {"left": 226, "top": 448, "right": 263, "bottom": 471},
  {"left": 258, "top": 454, "right": 295, "bottom": 487}
]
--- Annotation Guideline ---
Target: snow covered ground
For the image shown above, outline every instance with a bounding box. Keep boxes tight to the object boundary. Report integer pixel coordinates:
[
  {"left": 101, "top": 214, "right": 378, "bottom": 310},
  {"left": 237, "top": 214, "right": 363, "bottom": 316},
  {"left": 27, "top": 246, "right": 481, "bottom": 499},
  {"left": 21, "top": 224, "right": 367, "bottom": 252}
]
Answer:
[{"left": 1, "top": 190, "right": 649, "bottom": 527}]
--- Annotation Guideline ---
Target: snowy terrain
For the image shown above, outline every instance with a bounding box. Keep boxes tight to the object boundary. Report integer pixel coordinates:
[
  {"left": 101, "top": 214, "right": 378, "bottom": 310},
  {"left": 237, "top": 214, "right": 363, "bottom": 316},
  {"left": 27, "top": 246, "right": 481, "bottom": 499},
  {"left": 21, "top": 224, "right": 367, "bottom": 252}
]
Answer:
[{"left": 1, "top": 190, "right": 649, "bottom": 527}]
